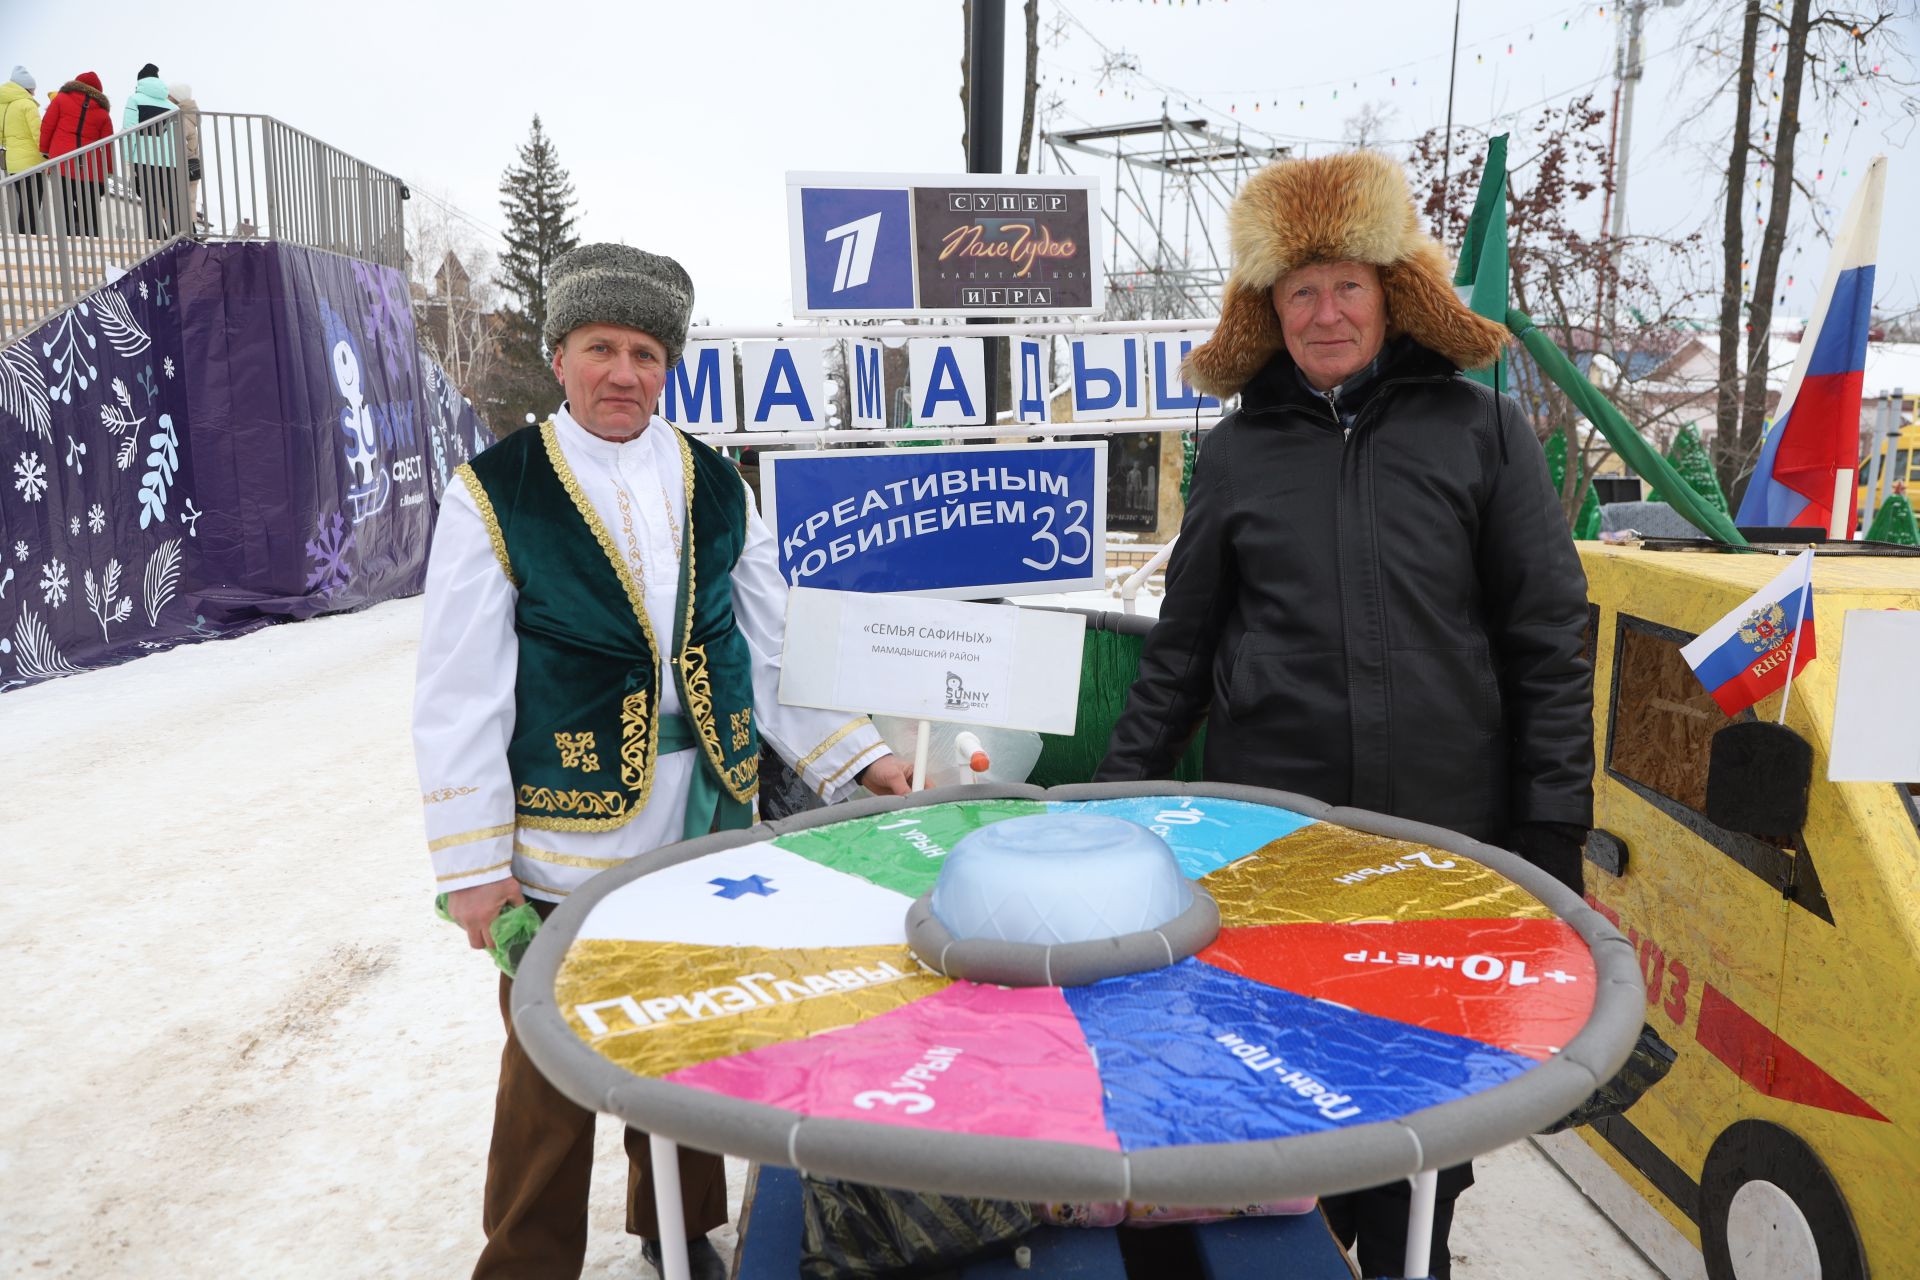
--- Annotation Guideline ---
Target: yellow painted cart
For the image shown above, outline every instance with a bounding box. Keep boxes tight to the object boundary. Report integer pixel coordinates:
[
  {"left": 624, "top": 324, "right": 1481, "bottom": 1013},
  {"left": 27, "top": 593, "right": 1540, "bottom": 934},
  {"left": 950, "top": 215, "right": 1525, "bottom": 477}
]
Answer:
[{"left": 1541, "top": 543, "right": 1920, "bottom": 1280}]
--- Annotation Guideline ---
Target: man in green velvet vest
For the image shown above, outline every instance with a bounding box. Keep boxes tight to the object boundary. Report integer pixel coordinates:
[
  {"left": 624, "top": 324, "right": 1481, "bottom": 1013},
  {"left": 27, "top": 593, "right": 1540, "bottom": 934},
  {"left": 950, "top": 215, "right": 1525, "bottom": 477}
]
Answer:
[{"left": 413, "top": 243, "right": 909, "bottom": 1280}]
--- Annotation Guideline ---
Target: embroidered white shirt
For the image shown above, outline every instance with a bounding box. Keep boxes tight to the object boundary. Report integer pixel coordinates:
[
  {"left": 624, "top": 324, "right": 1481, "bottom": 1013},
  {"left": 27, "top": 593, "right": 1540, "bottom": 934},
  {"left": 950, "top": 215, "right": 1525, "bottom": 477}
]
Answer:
[{"left": 413, "top": 405, "right": 886, "bottom": 901}]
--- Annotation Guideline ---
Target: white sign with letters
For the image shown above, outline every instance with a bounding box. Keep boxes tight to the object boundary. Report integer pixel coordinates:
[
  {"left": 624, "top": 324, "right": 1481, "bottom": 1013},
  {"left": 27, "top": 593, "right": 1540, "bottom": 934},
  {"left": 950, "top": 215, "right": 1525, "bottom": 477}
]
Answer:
[
  {"left": 781, "top": 588, "right": 1084, "bottom": 734},
  {"left": 741, "top": 340, "right": 830, "bottom": 430},
  {"left": 660, "top": 340, "right": 739, "bottom": 430},
  {"left": 907, "top": 338, "right": 987, "bottom": 426},
  {"left": 1014, "top": 337, "right": 1049, "bottom": 423},
  {"left": 1070, "top": 334, "right": 1146, "bottom": 422},
  {"left": 1148, "top": 331, "right": 1222, "bottom": 416},
  {"left": 847, "top": 338, "right": 887, "bottom": 429}
]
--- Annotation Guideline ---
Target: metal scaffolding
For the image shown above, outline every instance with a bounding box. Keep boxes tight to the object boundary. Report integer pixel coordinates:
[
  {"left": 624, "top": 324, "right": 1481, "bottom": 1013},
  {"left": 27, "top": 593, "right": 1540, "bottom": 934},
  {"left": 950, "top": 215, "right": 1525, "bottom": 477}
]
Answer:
[{"left": 1041, "top": 113, "right": 1288, "bottom": 320}]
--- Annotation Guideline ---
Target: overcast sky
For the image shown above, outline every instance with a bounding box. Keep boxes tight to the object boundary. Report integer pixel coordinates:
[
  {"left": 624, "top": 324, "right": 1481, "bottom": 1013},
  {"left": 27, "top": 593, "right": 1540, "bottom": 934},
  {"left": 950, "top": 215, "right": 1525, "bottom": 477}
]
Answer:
[{"left": 10, "top": 0, "right": 1918, "bottom": 326}]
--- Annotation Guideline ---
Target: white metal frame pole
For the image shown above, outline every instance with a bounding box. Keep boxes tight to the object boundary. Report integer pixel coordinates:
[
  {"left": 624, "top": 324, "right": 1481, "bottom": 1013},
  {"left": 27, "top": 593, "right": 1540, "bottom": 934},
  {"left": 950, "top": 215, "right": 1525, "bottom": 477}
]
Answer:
[
  {"left": 912, "top": 719, "right": 933, "bottom": 792},
  {"left": 1403, "top": 1168, "right": 1439, "bottom": 1278},
  {"left": 651, "top": 1138, "right": 690, "bottom": 1280}
]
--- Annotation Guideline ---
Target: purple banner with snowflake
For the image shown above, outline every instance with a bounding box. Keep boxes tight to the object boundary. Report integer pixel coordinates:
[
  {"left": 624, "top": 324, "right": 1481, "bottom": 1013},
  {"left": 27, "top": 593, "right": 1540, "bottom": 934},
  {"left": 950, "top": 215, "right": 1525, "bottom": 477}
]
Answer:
[{"left": 0, "top": 241, "right": 494, "bottom": 692}]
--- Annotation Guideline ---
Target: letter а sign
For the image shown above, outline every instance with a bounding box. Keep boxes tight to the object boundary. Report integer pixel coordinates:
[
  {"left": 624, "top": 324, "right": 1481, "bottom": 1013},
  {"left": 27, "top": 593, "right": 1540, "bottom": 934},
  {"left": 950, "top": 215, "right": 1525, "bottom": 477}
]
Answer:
[{"left": 907, "top": 339, "right": 986, "bottom": 427}]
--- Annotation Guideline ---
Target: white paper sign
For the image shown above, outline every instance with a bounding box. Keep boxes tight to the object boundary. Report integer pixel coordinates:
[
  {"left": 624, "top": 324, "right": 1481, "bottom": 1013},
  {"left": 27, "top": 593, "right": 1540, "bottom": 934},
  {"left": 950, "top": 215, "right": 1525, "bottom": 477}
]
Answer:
[
  {"left": 781, "top": 588, "right": 1085, "bottom": 734},
  {"left": 835, "top": 592, "right": 1015, "bottom": 720},
  {"left": 1828, "top": 609, "right": 1920, "bottom": 782}
]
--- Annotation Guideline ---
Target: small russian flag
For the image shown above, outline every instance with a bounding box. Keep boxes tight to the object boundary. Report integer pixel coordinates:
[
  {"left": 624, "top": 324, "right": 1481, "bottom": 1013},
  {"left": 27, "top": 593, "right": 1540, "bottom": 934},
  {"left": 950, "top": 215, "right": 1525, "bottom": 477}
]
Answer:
[
  {"left": 1736, "top": 157, "right": 1885, "bottom": 538},
  {"left": 1681, "top": 550, "right": 1817, "bottom": 717}
]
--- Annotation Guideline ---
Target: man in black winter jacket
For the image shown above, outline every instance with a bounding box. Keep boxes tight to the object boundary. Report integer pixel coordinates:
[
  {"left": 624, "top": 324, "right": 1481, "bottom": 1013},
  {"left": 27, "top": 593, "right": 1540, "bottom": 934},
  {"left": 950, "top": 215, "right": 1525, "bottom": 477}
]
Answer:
[{"left": 1096, "top": 150, "right": 1594, "bottom": 1279}]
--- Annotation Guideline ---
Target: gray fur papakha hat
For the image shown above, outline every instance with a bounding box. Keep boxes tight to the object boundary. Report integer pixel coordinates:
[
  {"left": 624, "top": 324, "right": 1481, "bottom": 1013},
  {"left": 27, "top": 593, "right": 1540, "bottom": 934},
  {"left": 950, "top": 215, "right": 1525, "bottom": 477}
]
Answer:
[{"left": 542, "top": 243, "right": 695, "bottom": 365}]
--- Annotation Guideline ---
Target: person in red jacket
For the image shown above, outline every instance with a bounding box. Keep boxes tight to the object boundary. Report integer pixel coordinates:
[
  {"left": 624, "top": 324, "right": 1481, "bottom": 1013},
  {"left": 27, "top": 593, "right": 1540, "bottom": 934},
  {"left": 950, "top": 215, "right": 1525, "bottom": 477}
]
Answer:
[{"left": 38, "top": 72, "right": 113, "bottom": 236}]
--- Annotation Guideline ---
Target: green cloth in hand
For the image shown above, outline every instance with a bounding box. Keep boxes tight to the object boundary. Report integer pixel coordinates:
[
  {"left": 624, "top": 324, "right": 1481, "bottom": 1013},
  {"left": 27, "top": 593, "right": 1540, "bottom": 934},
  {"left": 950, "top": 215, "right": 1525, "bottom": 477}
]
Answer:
[{"left": 435, "top": 893, "right": 542, "bottom": 978}]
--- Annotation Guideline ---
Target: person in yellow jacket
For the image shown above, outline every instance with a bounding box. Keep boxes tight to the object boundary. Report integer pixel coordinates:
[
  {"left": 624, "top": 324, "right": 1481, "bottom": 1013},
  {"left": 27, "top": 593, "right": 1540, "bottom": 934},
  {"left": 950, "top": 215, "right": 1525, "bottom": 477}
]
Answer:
[{"left": 2, "top": 66, "right": 46, "bottom": 232}]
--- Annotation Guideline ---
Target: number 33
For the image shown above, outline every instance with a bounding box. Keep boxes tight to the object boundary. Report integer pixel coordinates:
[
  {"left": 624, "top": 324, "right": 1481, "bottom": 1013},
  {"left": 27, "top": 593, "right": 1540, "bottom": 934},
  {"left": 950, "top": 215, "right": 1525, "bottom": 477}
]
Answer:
[{"left": 1021, "top": 500, "right": 1092, "bottom": 570}]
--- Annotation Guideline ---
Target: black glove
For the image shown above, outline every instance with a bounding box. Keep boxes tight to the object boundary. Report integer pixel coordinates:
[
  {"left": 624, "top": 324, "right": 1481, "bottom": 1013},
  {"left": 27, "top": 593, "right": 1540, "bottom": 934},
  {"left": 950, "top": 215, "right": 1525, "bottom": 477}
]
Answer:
[{"left": 1508, "top": 821, "right": 1588, "bottom": 894}]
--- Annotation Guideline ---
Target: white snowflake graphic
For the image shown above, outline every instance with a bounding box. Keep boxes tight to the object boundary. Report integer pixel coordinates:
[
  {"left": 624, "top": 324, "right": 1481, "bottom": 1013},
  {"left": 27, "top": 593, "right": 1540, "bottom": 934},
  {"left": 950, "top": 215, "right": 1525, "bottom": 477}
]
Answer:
[
  {"left": 87, "top": 503, "right": 106, "bottom": 534},
  {"left": 12, "top": 541, "right": 26, "bottom": 562},
  {"left": 13, "top": 451, "right": 46, "bottom": 502},
  {"left": 139, "top": 280, "right": 150, "bottom": 300},
  {"left": 163, "top": 356, "right": 175, "bottom": 380},
  {"left": 304, "top": 511, "right": 356, "bottom": 600},
  {"left": 68, "top": 516, "right": 80, "bottom": 538},
  {"left": 39, "top": 559, "right": 68, "bottom": 607}
]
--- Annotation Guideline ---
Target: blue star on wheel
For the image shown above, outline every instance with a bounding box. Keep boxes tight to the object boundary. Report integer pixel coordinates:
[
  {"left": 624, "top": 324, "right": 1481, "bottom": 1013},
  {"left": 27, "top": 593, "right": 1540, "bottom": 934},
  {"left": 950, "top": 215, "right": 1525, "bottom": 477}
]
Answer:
[{"left": 710, "top": 874, "right": 778, "bottom": 900}]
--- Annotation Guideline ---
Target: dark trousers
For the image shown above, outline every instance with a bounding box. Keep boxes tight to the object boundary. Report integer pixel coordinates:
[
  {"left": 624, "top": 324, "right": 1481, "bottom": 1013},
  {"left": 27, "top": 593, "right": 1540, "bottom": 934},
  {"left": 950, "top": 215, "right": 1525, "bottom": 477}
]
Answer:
[
  {"left": 10, "top": 173, "right": 43, "bottom": 233},
  {"left": 477, "top": 903, "right": 728, "bottom": 1279},
  {"left": 59, "top": 177, "right": 104, "bottom": 236},
  {"left": 133, "top": 163, "right": 176, "bottom": 239},
  {"left": 1321, "top": 1164, "right": 1469, "bottom": 1280}
]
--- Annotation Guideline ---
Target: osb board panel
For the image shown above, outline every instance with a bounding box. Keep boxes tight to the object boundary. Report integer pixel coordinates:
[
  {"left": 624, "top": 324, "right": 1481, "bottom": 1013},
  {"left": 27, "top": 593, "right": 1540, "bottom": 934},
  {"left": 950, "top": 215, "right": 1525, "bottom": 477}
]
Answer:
[{"left": 1609, "top": 626, "right": 1732, "bottom": 812}]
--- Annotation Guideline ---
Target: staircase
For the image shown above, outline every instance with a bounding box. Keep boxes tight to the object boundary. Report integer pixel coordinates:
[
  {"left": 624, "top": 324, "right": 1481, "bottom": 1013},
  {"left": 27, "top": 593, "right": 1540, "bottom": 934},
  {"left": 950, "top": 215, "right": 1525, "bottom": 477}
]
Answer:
[{"left": 1, "top": 233, "right": 164, "bottom": 345}]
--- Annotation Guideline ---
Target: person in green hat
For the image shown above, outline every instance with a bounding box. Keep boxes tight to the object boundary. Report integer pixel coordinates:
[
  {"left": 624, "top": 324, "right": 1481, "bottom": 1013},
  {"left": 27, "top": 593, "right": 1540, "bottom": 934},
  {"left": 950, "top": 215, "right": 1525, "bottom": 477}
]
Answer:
[{"left": 414, "top": 242, "right": 909, "bottom": 1279}]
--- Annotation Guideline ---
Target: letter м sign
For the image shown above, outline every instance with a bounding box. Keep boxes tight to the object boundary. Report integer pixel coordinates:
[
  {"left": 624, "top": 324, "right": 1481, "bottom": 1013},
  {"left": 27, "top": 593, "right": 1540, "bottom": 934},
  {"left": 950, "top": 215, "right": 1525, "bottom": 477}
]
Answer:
[{"left": 795, "top": 187, "right": 915, "bottom": 314}]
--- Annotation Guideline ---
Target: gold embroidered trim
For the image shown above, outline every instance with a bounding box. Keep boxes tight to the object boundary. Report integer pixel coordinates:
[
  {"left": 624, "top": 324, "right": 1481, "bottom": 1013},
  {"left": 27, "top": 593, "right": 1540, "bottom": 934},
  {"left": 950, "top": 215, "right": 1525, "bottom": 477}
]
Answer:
[
  {"left": 682, "top": 643, "right": 724, "bottom": 761},
  {"left": 554, "top": 731, "right": 599, "bottom": 772},
  {"left": 819, "top": 741, "right": 887, "bottom": 797},
  {"left": 515, "top": 874, "right": 572, "bottom": 897},
  {"left": 436, "top": 858, "right": 513, "bottom": 882},
  {"left": 619, "top": 690, "right": 650, "bottom": 789},
  {"left": 516, "top": 784, "right": 627, "bottom": 820},
  {"left": 427, "top": 822, "right": 515, "bottom": 853},
  {"left": 794, "top": 717, "right": 871, "bottom": 776},
  {"left": 730, "top": 708, "right": 753, "bottom": 751},
  {"left": 670, "top": 429, "right": 757, "bottom": 803},
  {"left": 536, "top": 420, "right": 659, "bottom": 830},
  {"left": 514, "top": 840, "right": 628, "bottom": 871},
  {"left": 421, "top": 786, "right": 480, "bottom": 806},
  {"left": 614, "top": 484, "right": 648, "bottom": 593},
  {"left": 676, "top": 428, "right": 699, "bottom": 660},
  {"left": 679, "top": 643, "right": 759, "bottom": 802},
  {"left": 456, "top": 464, "right": 517, "bottom": 587}
]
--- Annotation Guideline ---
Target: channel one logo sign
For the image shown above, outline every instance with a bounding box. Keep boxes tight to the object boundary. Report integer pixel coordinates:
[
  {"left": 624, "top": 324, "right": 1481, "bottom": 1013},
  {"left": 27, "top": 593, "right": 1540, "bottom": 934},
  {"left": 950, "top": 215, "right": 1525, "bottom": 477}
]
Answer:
[
  {"left": 795, "top": 186, "right": 915, "bottom": 312},
  {"left": 786, "top": 172, "right": 1103, "bottom": 318}
]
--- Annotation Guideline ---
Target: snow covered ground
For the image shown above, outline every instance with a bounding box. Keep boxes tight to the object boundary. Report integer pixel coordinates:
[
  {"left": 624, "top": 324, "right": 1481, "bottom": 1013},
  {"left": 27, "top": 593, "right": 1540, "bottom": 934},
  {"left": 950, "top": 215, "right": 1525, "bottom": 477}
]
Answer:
[{"left": 1, "top": 596, "right": 1661, "bottom": 1279}]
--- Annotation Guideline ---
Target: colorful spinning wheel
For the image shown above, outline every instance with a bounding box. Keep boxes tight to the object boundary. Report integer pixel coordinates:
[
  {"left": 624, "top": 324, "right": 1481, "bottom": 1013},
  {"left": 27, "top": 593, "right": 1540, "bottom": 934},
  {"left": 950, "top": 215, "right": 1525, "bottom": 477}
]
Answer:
[{"left": 514, "top": 783, "right": 1640, "bottom": 1206}]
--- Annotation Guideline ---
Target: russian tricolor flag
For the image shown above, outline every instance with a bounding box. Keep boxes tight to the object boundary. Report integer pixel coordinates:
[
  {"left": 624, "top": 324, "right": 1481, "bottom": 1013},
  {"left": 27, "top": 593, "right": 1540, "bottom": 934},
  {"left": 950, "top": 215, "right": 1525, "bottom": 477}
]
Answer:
[
  {"left": 1681, "top": 549, "right": 1817, "bottom": 717},
  {"left": 1736, "top": 156, "right": 1886, "bottom": 538}
]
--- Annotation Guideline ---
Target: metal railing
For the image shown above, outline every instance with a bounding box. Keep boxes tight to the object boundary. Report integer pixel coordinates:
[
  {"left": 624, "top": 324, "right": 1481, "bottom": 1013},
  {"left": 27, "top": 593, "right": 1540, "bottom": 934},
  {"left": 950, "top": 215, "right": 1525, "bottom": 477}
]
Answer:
[
  {"left": 1120, "top": 539, "right": 1175, "bottom": 614},
  {"left": 1, "top": 109, "right": 406, "bottom": 345}
]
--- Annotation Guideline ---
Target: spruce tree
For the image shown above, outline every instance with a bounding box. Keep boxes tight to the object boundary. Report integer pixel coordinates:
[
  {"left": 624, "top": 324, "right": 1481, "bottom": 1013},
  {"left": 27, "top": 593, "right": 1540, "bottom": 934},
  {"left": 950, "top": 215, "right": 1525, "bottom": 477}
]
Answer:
[
  {"left": 490, "top": 116, "right": 579, "bottom": 432},
  {"left": 1649, "top": 423, "right": 1730, "bottom": 515},
  {"left": 1865, "top": 493, "right": 1920, "bottom": 545},
  {"left": 1546, "top": 432, "right": 1602, "bottom": 540}
]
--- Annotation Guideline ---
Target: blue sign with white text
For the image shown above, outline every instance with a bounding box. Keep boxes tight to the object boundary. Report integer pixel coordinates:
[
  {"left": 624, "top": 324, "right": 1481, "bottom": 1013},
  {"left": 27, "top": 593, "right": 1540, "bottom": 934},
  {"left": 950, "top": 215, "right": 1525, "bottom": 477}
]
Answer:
[
  {"left": 763, "top": 443, "right": 1107, "bottom": 598},
  {"left": 798, "top": 188, "right": 916, "bottom": 312}
]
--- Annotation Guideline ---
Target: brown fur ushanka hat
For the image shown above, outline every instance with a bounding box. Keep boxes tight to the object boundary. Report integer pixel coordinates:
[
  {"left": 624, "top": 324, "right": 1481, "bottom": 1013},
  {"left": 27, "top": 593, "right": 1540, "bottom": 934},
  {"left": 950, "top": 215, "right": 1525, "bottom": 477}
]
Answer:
[{"left": 1184, "top": 150, "right": 1509, "bottom": 398}]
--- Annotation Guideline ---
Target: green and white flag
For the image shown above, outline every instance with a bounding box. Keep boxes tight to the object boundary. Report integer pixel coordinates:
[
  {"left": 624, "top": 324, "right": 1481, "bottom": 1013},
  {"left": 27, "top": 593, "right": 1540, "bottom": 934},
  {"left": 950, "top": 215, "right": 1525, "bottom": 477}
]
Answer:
[{"left": 1452, "top": 134, "right": 1509, "bottom": 393}]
